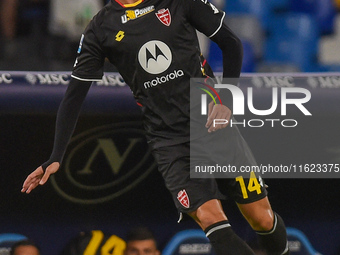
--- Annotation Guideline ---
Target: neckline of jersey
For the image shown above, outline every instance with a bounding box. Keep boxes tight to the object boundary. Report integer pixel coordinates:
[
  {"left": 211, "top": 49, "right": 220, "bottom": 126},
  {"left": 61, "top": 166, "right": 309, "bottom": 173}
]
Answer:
[{"left": 114, "top": 0, "right": 144, "bottom": 8}]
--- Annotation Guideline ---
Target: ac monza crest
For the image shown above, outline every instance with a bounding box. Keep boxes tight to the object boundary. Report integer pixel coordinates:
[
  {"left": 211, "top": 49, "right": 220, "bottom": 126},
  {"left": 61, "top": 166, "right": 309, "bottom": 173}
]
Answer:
[
  {"left": 177, "top": 189, "right": 190, "bottom": 208},
  {"left": 156, "top": 8, "right": 171, "bottom": 26}
]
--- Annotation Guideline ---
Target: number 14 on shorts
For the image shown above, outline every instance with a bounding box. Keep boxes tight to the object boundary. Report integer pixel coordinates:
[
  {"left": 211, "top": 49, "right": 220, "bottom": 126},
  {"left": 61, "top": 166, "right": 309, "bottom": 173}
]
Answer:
[{"left": 236, "top": 172, "right": 263, "bottom": 199}]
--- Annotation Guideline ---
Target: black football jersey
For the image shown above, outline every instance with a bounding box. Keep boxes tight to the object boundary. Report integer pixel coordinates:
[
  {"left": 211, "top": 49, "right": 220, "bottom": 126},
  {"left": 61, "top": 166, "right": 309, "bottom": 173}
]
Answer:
[{"left": 72, "top": 0, "right": 225, "bottom": 147}]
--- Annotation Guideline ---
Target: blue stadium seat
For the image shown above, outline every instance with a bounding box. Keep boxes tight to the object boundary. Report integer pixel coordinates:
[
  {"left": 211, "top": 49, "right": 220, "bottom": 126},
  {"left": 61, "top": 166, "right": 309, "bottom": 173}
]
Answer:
[
  {"left": 269, "top": 13, "right": 320, "bottom": 40},
  {"left": 225, "top": 0, "right": 272, "bottom": 30},
  {"left": 264, "top": 36, "right": 317, "bottom": 72},
  {"left": 207, "top": 40, "right": 256, "bottom": 73},
  {"left": 269, "top": 0, "right": 290, "bottom": 11},
  {"left": 264, "top": 13, "right": 320, "bottom": 72},
  {"left": 289, "top": 0, "right": 337, "bottom": 34},
  {"left": 225, "top": 14, "right": 265, "bottom": 59},
  {"left": 162, "top": 229, "right": 215, "bottom": 255},
  {"left": 268, "top": 13, "right": 320, "bottom": 54},
  {"left": 286, "top": 228, "right": 322, "bottom": 255}
]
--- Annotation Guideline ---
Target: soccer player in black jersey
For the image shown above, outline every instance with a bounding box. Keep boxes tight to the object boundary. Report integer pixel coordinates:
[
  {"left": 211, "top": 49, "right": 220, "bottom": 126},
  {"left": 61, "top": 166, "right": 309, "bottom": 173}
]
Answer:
[{"left": 22, "top": 0, "right": 289, "bottom": 254}]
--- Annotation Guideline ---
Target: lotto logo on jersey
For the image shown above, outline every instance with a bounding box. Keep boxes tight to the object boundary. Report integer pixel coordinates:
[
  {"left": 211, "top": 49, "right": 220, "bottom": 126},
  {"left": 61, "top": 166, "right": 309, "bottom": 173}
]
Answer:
[
  {"left": 177, "top": 189, "right": 190, "bottom": 208},
  {"left": 121, "top": 5, "right": 155, "bottom": 23},
  {"left": 155, "top": 8, "right": 171, "bottom": 26}
]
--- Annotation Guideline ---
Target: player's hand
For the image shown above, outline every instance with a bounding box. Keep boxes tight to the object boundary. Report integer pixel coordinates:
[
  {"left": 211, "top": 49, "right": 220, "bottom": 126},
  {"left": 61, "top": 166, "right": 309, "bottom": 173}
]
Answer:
[
  {"left": 205, "top": 101, "right": 231, "bottom": 133},
  {"left": 21, "top": 162, "right": 60, "bottom": 194}
]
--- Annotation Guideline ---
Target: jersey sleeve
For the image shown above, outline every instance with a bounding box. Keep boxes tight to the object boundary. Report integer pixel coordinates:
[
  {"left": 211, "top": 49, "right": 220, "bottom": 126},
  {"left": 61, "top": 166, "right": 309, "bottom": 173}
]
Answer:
[
  {"left": 184, "top": 0, "right": 225, "bottom": 38},
  {"left": 72, "top": 19, "right": 105, "bottom": 81},
  {"left": 41, "top": 78, "right": 92, "bottom": 169}
]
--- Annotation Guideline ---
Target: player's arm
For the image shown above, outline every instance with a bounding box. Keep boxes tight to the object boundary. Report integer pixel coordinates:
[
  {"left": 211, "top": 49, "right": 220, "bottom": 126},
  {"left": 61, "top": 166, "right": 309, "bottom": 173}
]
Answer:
[
  {"left": 205, "top": 23, "right": 243, "bottom": 132},
  {"left": 184, "top": 0, "right": 243, "bottom": 81},
  {"left": 21, "top": 78, "right": 92, "bottom": 194},
  {"left": 210, "top": 22, "right": 243, "bottom": 112},
  {"left": 210, "top": 23, "right": 243, "bottom": 81},
  {"left": 184, "top": 0, "right": 242, "bottom": 131},
  {"left": 22, "top": 14, "right": 105, "bottom": 193}
]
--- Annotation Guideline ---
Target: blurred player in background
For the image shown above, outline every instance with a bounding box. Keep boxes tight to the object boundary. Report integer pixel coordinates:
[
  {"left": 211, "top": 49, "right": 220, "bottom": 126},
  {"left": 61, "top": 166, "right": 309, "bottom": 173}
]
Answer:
[
  {"left": 21, "top": 0, "right": 289, "bottom": 254},
  {"left": 0, "top": 0, "right": 47, "bottom": 59},
  {"left": 10, "top": 240, "right": 40, "bottom": 255},
  {"left": 124, "top": 227, "right": 160, "bottom": 255}
]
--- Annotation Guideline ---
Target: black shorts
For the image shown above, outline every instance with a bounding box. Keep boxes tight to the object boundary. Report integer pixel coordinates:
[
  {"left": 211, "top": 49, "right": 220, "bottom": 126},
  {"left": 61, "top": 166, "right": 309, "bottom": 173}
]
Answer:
[{"left": 151, "top": 125, "right": 267, "bottom": 213}]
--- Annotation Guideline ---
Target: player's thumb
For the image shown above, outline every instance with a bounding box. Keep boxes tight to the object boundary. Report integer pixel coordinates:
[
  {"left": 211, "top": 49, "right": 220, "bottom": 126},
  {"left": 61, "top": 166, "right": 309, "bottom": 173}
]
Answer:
[{"left": 39, "top": 162, "right": 60, "bottom": 185}]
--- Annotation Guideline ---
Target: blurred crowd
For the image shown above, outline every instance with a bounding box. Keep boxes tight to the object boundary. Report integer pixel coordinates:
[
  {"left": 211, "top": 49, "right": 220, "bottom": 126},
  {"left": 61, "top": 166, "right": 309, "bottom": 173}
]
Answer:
[
  {"left": 0, "top": 0, "right": 110, "bottom": 71},
  {"left": 3, "top": 227, "right": 267, "bottom": 255},
  {"left": 1, "top": 0, "right": 340, "bottom": 72}
]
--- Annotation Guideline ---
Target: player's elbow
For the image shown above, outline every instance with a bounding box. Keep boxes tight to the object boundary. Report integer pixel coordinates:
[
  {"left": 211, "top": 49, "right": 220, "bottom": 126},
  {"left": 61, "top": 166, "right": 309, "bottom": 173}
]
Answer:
[{"left": 211, "top": 25, "right": 243, "bottom": 60}]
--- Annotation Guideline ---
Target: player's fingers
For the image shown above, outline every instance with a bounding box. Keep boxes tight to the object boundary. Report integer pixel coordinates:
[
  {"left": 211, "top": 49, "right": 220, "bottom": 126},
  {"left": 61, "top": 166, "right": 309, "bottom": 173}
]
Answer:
[
  {"left": 205, "top": 116, "right": 212, "bottom": 129},
  {"left": 22, "top": 177, "right": 32, "bottom": 192},
  {"left": 39, "top": 172, "right": 50, "bottom": 185},
  {"left": 214, "top": 110, "right": 229, "bottom": 130},
  {"left": 208, "top": 105, "right": 231, "bottom": 132},
  {"left": 22, "top": 178, "right": 40, "bottom": 193},
  {"left": 25, "top": 182, "right": 40, "bottom": 194},
  {"left": 207, "top": 108, "right": 219, "bottom": 132},
  {"left": 21, "top": 167, "right": 44, "bottom": 193}
]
